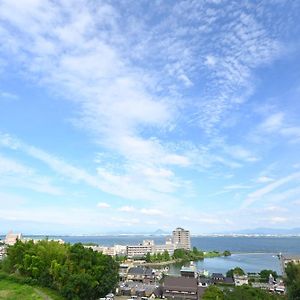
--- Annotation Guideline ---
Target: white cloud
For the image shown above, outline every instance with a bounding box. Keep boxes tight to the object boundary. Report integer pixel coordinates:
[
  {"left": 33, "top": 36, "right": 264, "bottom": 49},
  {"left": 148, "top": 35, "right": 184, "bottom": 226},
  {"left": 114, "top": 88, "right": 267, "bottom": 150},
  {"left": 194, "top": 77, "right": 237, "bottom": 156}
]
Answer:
[
  {"left": 118, "top": 206, "right": 136, "bottom": 212},
  {"left": 242, "top": 172, "right": 300, "bottom": 208},
  {"left": 257, "top": 176, "right": 274, "bottom": 183},
  {"left": 140, "top": 208, "right": 163, "bottom": 216},
  {"left": 204, "top": 55, "right": 217, "bottom": 66},
  {"left": 0, "top": 154, "right": 63, "bottom": 195},
  {"left": 97, "top": 202, "right": 110, "bottom": 208},
  {"left": 224, "top": 184, "right": 251, "bottom": 190},
  {"left": 260, "top": 113, "right": 285, "bottom": 133},
  {"left": 267, "top": 217, "right": 287, "bottom": 224}
]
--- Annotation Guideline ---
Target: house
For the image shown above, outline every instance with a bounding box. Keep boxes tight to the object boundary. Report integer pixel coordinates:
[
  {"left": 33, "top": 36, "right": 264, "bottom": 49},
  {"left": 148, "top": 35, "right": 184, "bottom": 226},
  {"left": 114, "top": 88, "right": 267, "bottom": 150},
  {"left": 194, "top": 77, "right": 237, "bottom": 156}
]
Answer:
[
  {"left": 117, "top": 282, "right": 157, "bottom": 298},
  {"left": 127, "top": 267, "right": 155, "bottom": 284},
  {"left": 211, "top": 273, "right": 224, "bottom": 284},
  {"left": 199, "top": 277, "right": 211, "bottom": 287},
  {"left": 211, "top": 273, "right": 234, "bottom": 285},
  {"left": 223, "top": 277, "right": 234, "bottom": 285},
  {"left": 119, "top": 263, "right": 129, "bottom": 281},
  {"left": 233, "top": 274, "right": 249, "bottom": 286},
  {"left": 163, "top": 276, "right": 198, "bottom": 300},
  {"left": 180, "top": 265, "right": 196, "bottom": 278}
]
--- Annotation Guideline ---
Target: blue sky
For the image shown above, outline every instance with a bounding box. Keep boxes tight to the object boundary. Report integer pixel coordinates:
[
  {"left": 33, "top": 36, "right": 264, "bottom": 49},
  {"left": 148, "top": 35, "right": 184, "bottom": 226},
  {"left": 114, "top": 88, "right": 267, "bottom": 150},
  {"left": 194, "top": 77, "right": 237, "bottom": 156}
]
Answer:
[{"left": 0, "top": 0, "right": 300, "bottom": 234}]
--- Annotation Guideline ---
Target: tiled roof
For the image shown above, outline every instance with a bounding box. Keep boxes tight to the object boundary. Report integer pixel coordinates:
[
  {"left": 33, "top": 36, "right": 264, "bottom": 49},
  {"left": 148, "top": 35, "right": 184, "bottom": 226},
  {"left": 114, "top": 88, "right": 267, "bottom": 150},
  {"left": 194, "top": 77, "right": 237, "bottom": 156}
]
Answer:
[{"left": 164, "top": 276, "right": 198, "bottom": 292}]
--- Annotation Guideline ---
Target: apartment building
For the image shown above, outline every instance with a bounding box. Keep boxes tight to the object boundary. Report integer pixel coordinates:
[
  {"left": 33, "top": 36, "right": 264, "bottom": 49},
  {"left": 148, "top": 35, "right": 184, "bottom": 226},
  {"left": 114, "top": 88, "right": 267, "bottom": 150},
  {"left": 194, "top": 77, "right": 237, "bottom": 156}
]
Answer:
[{"left": 172, "top": 227, "right": 191, "bottom": 250}]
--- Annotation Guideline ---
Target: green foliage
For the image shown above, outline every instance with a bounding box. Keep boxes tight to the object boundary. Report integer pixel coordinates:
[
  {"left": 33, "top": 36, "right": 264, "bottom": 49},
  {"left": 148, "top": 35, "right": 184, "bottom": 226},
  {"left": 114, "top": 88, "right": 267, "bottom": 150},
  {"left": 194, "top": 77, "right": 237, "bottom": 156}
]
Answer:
[
  {"left": 145, "top": 250, "right": 171, "bottom": 263},
  {"left": 2, "top": 240, "right": 119, "bottom": 300},
  {"left": 144, "top": 247, "right": 227, "bottom": 263},
  {"left": 226, "top": 267, "right": 245, "bottom": 278},
  {"left": 259, "top": 269, "right": 278, "bottom": 281},
  {"left": 115, "top": 254, "right": 126, "bottom": 262},
  {"left": 223, "top": 285, "right": 283, "bottom": 300},
  {"left": 285, "top": 263, "right": 300, "bottom": 300},
  {"left": 0, "top": 277, "right": 64, "bottom": 300},
  {"left": 173, "top": 248, "right": 204, "bottom": 261},
  {"left": 223, "top": 250, "right": 231, "bottom": 256},
  {"left": 202, "top": 286, "right": 224, "bottom": 300},
  {"left": 145, "top": 252, "right": 151, "bottom": 262},
  {"left": 203, "top": 285, "right": 283, "bottom": 300}
]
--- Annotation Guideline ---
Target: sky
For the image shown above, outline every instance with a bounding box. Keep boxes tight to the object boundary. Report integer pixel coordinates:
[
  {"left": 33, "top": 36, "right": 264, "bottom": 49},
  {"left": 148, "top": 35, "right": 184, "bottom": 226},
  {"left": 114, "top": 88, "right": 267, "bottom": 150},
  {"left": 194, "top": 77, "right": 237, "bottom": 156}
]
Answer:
[{"left": 0, "top": 0, "right": 300, "bottom": 235}]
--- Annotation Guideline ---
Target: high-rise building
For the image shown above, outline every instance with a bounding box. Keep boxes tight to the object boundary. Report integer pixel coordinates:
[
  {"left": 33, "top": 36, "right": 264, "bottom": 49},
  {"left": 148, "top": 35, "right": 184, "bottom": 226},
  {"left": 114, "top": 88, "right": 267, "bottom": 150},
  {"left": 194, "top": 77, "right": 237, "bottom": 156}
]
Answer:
[{"left": 172, "top": 227, "right": 191, "bottom": 250}]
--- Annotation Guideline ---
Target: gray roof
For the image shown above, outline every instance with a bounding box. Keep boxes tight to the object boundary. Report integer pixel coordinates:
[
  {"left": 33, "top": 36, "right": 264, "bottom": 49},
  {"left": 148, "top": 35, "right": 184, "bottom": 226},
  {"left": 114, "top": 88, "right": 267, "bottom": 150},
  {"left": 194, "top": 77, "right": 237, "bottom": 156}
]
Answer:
[
  {"left": 199, "top": 277, "right": 211, "bottom": 284},
  {"left": 164, "top": 276, "right": 198, "bottom": 292},
  {"left": 212, "top": 273, "right": 224, "bottom": 278},
  {"left": 128, "top": 267, "right": 153, "bottom": 276},
  {"left": 224, "top": 277, "right": 234, "bottom": 284}
]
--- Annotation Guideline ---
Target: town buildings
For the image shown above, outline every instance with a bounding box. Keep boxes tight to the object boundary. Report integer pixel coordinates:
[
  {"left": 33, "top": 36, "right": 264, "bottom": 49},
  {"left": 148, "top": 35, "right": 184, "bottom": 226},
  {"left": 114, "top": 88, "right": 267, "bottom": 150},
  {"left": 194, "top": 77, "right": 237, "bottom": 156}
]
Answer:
[
  {"left": 126, "top": 240, "right": 154, "bottom": 258},
  {"left": 87, "top": 245, "right": 127, "bottom": 256},
  {"left": 126, "top": 266, "right": 155, "bottom": 284},
  {"left": 280, "top": 254, "right": 300, "bottom": 268},
  {"left": 86, "top": 227, "right": 190, "bottom": 258},
  {"left": 172, "top": 227, "right": 191, "bottom": 250},
  {"left": 4, "top": 231, "right": 22, "bottom": 245}
]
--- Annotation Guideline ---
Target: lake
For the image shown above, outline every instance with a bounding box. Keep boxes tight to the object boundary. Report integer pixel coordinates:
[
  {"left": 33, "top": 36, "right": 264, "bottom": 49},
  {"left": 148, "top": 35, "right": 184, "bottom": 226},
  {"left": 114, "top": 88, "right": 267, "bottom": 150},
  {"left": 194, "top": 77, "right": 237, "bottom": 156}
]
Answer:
[
  {"left": 167, "top": 253, "right": 282, "bottom": 275},
  {"left": 6, "top": 235, "right": 298, "bottom": 254},
  {"left": 1, "top": 234, "right": 299, "bottom": 275}
]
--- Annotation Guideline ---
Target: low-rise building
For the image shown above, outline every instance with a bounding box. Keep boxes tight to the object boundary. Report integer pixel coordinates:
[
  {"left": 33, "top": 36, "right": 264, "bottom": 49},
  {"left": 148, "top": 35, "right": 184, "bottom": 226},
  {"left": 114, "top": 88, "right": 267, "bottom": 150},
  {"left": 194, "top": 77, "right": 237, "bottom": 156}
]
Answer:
[
  {"left": 163, "top": 276, "right": 198, "bottom": 300},
  {"left": 4, "top": 231, "right": 22, "bottom": 245},
  {"left": 281, "top": 254, "right": 300, "bottom": 268},
  {"left": 211, "top": 273, "right": 224, "bottom": 284},
  {"left": 180, "top": 265, "right": 196, "bottom": 278},
  {"left": 199, "top": 277, "right": 211, "bottom": 287},
  {"left": 127, "top": 240, "right": 154, "bottom": 258},
  {"left": 86, "top": 244, "right": 126, "bottom": 256},
  {"left": 153, "top": 240, "right": 175, "bottom": 256},
  {"left": 234, "top": 274, "right": 249, "bottom": 286},
  {"left": 127, "top": 267, "right": 155, "bottom": 284}
]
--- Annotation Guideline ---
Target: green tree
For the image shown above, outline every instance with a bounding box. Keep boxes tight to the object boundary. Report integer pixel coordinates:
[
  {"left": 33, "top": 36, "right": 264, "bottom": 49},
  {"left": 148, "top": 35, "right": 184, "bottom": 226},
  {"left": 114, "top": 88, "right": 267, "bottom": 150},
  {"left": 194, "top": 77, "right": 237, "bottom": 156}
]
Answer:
[
  {"left": 223, "top": 285, "right": 282, "bottom": 300},
  {"left": 173, "top": 248, "right": 187, "bottom": 259},
  {"left": 223, "top": 250, "right": 231, "bottom": 256},
  {"left": 259, "top": 269, "right": 278, "bottom": 281},
  {"left": 2, "top": 240, "right": 119, "bottom": 300},
  {"left": 226, "top": 267, "right": 245, "bottom": 278},
  {"left": 202, "top": 286, "right": 224, "bottom": 300},
  {"left": 193, "top": 246, "right": 199, "bottom": 255},
  {"left": 285, "top": 263, "right": 300, "bottom": 300},
  {"left": 145, "top": 252, "right": 151, "bottom": 263},
  {"left": 163, "top": 250, "right": 170, "bottom": 261}
]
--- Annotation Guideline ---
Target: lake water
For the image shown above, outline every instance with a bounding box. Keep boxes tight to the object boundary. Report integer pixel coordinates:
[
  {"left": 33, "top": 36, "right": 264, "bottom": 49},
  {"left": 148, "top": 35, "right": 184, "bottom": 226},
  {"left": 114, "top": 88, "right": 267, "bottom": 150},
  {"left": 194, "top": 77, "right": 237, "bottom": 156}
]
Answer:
[
  {"left": 168, "top": 253, "right": 282, "bottom": 275},
  {"left": 1, "top": 235, "right": 299, "bottom": 275},
  {"left": 5, "top": 235, "right": 297, "bottom": 254}
]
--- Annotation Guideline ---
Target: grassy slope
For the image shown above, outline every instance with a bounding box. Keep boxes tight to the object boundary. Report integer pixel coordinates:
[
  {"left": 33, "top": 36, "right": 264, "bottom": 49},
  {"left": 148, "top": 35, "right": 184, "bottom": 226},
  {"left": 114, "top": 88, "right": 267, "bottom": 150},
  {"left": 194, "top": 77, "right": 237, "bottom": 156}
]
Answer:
[{"left": 0, "top": 278, "right": 64, "bottom": 300}]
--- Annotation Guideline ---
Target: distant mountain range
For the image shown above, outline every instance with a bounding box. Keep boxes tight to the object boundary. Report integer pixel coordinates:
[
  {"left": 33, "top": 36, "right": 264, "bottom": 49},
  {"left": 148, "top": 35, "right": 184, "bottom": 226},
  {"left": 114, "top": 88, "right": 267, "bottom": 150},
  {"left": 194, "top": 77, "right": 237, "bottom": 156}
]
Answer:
[{"left": 221, "top": 227, "right": 300, "bottom": 235}]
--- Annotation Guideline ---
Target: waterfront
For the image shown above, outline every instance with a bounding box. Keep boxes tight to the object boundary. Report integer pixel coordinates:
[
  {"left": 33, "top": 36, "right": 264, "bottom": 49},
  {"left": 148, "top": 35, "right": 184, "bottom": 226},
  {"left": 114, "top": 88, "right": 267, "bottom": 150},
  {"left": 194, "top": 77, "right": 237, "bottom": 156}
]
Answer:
[
  {"left": 6, "top": 235, "right": 298, "bottom": 254},
  {"left": 167, "top": 252, "right": 282, "bottom": 275},
  {"left": 1, "top": 234, "right": 297, "bottom": 275}
]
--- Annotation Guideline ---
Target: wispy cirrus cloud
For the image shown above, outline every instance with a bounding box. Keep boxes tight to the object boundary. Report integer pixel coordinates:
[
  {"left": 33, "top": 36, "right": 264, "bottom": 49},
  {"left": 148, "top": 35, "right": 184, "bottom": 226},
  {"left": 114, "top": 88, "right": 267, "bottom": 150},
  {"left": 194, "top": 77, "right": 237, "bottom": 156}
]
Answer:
[
  {"left": 242, "top": 172, "right": 300, "bottom": 208},
  {"left": 0, "top": 154, "right": 63, "bottom": 196}
]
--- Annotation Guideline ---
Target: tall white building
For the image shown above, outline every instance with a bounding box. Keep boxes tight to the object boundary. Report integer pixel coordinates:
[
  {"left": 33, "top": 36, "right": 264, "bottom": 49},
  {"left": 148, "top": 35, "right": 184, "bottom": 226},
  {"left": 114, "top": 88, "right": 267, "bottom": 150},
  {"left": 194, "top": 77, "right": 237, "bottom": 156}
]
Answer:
[{"left": 172, "top": 227, "right": 191, "bottom": 250}]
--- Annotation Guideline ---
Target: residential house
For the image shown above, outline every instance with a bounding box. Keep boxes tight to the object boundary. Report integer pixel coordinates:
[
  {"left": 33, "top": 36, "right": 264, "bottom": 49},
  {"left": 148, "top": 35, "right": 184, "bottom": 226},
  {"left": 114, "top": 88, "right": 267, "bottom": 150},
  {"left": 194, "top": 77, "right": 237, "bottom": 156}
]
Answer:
[{"left": 163, "top": 276, "right": 198, "bottom": 300}]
